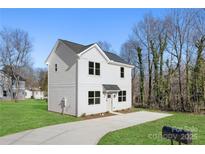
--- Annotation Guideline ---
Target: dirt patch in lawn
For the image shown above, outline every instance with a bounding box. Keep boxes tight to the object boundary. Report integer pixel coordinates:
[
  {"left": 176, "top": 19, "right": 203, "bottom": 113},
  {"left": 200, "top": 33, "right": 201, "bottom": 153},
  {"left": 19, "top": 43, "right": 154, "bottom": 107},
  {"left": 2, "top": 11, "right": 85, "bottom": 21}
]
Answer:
[{"left": 81, "top": 112, "right": 116, "bottom": 120}]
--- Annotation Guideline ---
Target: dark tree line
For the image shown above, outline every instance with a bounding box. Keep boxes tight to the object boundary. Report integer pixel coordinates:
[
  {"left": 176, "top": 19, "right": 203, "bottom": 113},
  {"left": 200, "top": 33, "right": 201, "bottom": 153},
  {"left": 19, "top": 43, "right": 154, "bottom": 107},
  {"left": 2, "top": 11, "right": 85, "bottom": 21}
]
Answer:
[{"left": 120, "top": 9, "right": 205, "bottom": 113}]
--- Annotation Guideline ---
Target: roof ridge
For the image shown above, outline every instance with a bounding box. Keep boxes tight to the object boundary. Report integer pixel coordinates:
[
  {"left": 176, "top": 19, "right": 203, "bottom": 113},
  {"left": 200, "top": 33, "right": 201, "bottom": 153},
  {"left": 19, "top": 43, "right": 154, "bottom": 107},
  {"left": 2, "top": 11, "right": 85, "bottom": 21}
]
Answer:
[
  {"left": 58, "top": 39, "right": 131, "bottom": 65},
  {"left": 59, "top": 39, "right": 86, "bottom": 47}
]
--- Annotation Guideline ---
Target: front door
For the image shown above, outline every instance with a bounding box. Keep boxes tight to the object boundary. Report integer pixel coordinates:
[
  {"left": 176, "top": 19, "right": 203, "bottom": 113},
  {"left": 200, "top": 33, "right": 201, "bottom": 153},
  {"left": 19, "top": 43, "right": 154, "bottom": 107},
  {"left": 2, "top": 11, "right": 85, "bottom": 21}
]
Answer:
[{"left": 106, "top": 94, "right": 113, "bottom": 111}]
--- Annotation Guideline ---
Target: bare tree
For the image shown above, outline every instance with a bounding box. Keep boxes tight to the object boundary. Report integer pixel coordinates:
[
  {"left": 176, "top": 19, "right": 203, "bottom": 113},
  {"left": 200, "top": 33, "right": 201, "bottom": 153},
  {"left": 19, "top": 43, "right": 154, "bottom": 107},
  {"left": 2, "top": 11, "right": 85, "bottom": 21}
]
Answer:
[
  {"left": 193, "top": 9, "right": 205, "bottom": 109},
  {"left": 120, "top": 40, "right": 138, "bottom": 105},
  {"left": 191, "top": 36, "right": 205, "bottom": 112},
  {"left": 0, "top": 28, "right": 32, "bottom": 101},
  {"left": 132, "top": 14, "right": 156, "bottom": 105},
  {"left": 166, "top": 9, "right": 195, "bottom": 111},
  {"left": 121, "top": 39, "right": 145, "bottom": 106},
  {"left": 136, "top": 47, "right": 145, "bottom": 106},
  {"left": 19, "top": 64, "right": 39, "bottom": 89},
  {"left": 120, "top": 40, "right": 138, "bottom": 77},
  {"left": 36, "top": 68, "right": 48, "bottom": 92},
  {"left": 121, "top": 9, "right": 205, "bottom": 112},
  {"left": 147, "top": 17, "right": 168, "bottom": 108},
  {"left": 97, "top": 41, "right": 112, "bottom": 52}
]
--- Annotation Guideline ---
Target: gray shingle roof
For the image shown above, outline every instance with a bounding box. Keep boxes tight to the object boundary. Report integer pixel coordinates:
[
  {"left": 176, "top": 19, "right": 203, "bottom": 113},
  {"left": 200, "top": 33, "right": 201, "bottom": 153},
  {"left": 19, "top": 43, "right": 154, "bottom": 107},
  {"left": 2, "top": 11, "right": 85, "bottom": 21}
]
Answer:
[
  {"left": 103, "top": 84, "right": 121, "bottom": 91},
  {"left": 60, "top": 39, "right": 94, "bottom": 54},
  {"left": 60, "top": 39, "right": 130, "bottom": 65},
  {"left": 103, "top": 51, "right": 129, "bottom": 65}
]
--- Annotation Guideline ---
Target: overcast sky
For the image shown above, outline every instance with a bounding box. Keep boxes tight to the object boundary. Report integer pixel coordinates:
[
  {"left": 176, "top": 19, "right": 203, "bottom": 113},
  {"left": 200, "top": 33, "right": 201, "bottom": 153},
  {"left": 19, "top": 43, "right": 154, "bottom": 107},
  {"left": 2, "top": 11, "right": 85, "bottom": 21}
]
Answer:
[{"left": 0, "top": 8, "right": 166, "bottom": 68}]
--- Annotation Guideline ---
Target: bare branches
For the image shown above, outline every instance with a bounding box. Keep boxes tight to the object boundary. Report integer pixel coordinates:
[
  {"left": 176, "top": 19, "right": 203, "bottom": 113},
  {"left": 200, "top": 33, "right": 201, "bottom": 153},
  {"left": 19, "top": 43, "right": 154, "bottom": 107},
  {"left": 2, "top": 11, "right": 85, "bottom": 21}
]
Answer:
[
  {"left": 97, "top": 41, "right": 112, "bottom": 52},
  {"left": 0, "top": 27, "right": 32, "bottom": 100},
  {"left": 123, "top": 9, "right": 205, "bottom": 112}
]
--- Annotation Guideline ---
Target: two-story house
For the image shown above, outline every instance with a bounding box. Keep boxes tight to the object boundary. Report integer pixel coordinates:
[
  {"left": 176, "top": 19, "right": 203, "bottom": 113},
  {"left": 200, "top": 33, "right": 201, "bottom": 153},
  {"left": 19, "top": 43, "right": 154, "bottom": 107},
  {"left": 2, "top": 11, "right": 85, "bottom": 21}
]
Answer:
[
  {"left": 0, "top": 70, "right": 26, "bottom": 100},
  {"left": 45, "top": 39, "right": 134, "bottom": 117}
]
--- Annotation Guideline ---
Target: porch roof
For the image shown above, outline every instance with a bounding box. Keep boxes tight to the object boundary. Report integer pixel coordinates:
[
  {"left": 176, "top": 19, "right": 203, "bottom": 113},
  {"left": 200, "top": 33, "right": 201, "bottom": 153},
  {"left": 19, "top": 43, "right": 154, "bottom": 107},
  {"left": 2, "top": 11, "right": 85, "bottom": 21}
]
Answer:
[{"left": 102, "top": 84, "right": 120, "bottom": 92}]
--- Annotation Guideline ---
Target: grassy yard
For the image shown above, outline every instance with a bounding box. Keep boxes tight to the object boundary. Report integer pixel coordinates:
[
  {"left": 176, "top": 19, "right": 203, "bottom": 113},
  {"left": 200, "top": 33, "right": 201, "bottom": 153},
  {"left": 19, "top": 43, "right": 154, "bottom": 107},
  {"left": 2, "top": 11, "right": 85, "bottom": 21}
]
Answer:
[
  {"left": 98, "top": 111, "right": 205, "bottom": 145},
  {"left": 0, "top": 99, "right": 79, "bottom": 137}
]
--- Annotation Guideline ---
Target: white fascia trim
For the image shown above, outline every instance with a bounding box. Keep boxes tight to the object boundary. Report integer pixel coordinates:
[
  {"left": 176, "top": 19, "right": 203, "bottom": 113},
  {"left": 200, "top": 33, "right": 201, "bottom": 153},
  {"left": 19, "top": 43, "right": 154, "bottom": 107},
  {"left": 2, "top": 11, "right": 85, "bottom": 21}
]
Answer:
[
  {"left": 109, "top": 60, "right": 134, "bottom": 68},
  {"left": 45, "top": 40, "right": 60, "bottom": 65},
  {"left": 78, "top": 43, "right": 110, "bottom": 62},
  {"left": 103, "top": 90, "right": 120, "bottom": 93}
]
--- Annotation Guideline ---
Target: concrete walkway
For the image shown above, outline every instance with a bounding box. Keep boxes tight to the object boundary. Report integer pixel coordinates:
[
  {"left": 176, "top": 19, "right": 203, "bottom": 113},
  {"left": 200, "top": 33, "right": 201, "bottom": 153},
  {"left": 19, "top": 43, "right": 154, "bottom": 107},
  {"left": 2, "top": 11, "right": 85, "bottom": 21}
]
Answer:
[{"left": 0, "top": 111, "right": 172, "bottom": 145}]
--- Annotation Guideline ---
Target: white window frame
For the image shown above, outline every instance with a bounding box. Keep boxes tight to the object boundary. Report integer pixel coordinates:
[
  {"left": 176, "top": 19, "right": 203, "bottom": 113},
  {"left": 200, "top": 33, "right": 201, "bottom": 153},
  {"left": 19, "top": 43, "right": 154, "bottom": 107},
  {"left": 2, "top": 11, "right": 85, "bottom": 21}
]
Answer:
[
  {"left": 118, "top": 90, "right": 126, "bottom": 102},
  {"left": 88, "top": 61, "right": 100, "bottom": 76},
  {"left": 88, "top": 91, "right": 101, "bottom": 105}
]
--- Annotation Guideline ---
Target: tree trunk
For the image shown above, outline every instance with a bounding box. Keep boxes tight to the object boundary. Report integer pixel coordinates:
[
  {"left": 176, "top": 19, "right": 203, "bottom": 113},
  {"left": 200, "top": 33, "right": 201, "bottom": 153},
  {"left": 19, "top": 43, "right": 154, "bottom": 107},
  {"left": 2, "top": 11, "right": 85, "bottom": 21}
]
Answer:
[
  {"left": 131, "top": 70, "right": 136, "bottom": 106},
  {"left": 178, "top": 62, "right": 185, "bottom": 111},
  {"left": 147, "top": 48, "right": 152, "bottom": 107},
  {"left": 136, "top": 47, "right": 144, "bottom": 107},
  {"left": 150, "top": 41, "right": 160, "bottom": 108},
  {"left": 185, "top": 50, "right": 190, "bottom": 111},
  {"left": 159, "top": 50, "right": 164, "bottom": 108}
]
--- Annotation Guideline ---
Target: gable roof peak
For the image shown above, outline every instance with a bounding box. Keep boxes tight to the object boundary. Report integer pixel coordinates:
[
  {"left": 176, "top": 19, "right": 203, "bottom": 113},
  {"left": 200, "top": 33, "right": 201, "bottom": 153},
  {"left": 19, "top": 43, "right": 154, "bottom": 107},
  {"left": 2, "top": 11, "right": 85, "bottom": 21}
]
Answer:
[{"left": 57, "top": 39, "right": 132, "bottom": 66}]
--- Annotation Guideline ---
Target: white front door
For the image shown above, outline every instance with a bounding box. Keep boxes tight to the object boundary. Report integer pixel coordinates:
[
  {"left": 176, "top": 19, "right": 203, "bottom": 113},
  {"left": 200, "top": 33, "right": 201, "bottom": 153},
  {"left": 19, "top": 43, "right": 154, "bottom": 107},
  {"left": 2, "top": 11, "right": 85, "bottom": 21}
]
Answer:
[{"left": 106, "top": 94, "right": 113, "bottom": 112}]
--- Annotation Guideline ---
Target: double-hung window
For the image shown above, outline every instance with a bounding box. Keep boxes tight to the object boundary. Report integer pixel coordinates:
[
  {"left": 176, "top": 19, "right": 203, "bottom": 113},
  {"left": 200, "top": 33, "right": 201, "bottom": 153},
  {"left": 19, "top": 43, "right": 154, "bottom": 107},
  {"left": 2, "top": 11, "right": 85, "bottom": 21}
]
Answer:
[
  {"left": 89, "top": 62, "right": 94, "bottom": 75},
  {"left": 89, "top": 61, "right": 100, "bottom": 75},
  {"left": 95, "top": 63, "right": 100, "bottom": 75},
  {"left": 88, "top": 91, "right": 101, "bottom": 105},
  {"left": 120, "top": 67, "right": 124, "bottom": 78},
  {"left": 118, "top": 90, "right": 126, "bottom": 102}
]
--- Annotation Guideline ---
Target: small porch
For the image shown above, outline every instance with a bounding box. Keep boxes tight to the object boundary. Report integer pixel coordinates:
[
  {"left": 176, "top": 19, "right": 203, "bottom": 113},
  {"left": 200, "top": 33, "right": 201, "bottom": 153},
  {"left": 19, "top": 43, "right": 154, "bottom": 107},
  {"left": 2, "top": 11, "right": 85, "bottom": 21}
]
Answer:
[{"left": 102, "top": 84, "right": 120, "bottom": 112}]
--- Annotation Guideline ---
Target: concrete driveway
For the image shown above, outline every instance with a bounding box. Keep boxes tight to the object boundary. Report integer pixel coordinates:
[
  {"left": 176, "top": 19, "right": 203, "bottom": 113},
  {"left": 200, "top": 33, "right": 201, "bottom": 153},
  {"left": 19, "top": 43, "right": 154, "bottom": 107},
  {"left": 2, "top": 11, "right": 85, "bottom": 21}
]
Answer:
[{"left": 0, "top": 111, "right": 172, "bottom": 145}]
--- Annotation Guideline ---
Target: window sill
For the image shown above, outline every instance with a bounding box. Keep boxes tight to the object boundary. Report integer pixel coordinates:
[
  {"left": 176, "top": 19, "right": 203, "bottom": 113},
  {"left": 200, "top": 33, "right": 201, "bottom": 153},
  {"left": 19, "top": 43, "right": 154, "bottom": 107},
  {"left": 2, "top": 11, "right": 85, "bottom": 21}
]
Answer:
[
  {"left": 88, "top": 104, "right": 101, "bottom": 106},
  {"left": 88, "top": 75, "right": 101, "bottom": 77}
]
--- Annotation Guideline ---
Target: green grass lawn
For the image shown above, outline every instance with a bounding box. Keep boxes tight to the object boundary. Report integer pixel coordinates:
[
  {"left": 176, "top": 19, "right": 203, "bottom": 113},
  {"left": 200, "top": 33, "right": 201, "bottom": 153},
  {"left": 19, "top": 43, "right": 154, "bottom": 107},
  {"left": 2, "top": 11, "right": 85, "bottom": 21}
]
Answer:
[
  {"left": 0, "top": 99, "right": 79, "bottom": 137},
  {"left": 98, "top": 111, "right": 205, "bottom": 145}
]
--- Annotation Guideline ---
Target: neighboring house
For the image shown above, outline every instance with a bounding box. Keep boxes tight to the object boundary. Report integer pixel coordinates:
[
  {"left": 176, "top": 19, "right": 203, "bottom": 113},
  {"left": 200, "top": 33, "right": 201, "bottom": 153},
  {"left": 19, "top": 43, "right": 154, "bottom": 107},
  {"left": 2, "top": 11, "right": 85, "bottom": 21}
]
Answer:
[
  {"left": 32, "top": 88, "right": 45, "bottom": 99},
  {"left": 45, "top": 39, "right": 134, "bottom": 117},
  {"left": 0, "top": 71, "right": 11, "bottom": 100},
  {"left": 25, "top": 88, "right": 45, "bottom": 99},
  {"left": 25, "top": 89, "right": 33, "bottom": 99},
  {"left": 0, "top": 70, "right": 26, "bottom": 100}
]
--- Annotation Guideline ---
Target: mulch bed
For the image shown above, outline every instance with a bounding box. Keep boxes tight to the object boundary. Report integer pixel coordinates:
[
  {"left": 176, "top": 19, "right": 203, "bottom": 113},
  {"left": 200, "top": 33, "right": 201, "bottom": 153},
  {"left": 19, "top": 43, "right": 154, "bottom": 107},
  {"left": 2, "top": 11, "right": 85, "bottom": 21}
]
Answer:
[
  {"left": 81, "top": 112, "right": 116, "bottom": 120},
  {"left": 116, "top": 108, "right": 137, "bottom": 114}
]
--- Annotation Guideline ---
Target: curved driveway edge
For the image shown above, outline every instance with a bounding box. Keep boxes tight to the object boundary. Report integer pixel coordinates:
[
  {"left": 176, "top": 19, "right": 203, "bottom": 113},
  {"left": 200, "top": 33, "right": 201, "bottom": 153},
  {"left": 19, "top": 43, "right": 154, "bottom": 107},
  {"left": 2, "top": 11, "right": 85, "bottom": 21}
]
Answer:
[{"left": 0, "top": 111, "right": 172, "bottom": 145}]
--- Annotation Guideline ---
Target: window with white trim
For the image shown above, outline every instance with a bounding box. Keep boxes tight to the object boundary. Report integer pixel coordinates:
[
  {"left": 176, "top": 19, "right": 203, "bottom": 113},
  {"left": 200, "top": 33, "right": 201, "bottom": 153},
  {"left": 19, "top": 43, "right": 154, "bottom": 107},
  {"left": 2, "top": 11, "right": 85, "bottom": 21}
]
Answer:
[
  {"left": 95, "top": 62, "right": 100, "bottom": 75},
  {"left": 118, "top": 90, "right": 126, "bottom": 102},
  {"left": 88, "top": 91, "right": 101, "bottom": 105},
  {"left": 89, "top": 61, "right": 100, "bottom": 75}
]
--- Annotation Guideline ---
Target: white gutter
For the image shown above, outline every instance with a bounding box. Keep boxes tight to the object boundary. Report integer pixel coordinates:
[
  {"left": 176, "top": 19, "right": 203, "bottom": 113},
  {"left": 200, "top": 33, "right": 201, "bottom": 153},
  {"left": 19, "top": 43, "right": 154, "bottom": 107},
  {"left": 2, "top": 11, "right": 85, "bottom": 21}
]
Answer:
[{"left": 108, "top": 60, "right": 134, "bottom": 68}]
